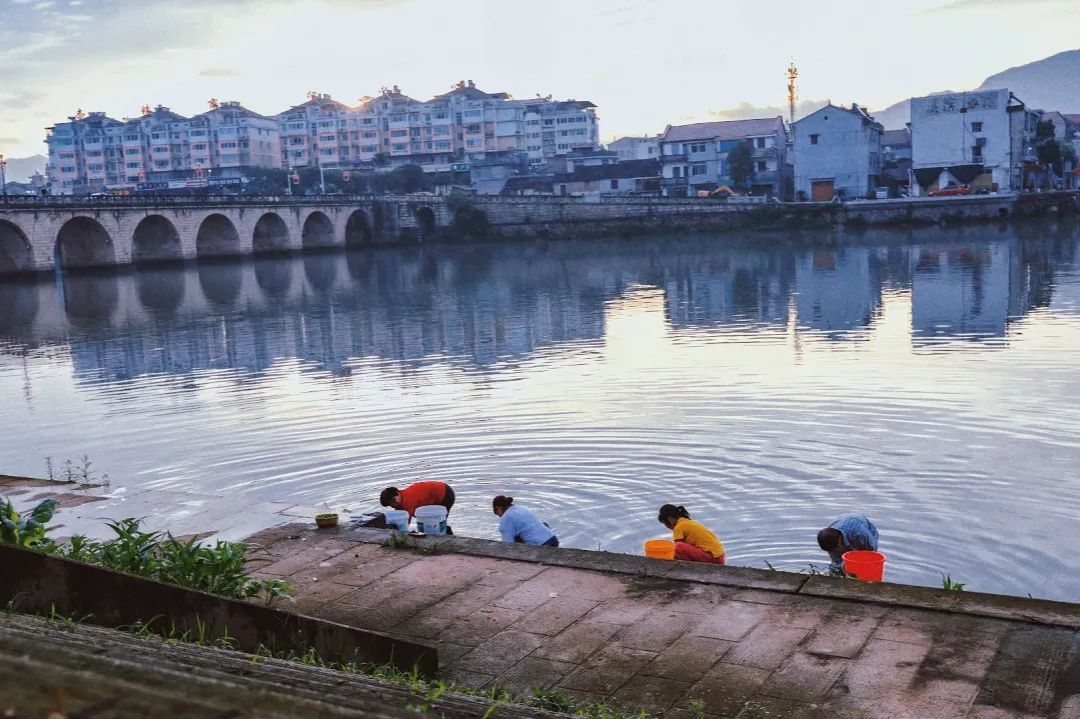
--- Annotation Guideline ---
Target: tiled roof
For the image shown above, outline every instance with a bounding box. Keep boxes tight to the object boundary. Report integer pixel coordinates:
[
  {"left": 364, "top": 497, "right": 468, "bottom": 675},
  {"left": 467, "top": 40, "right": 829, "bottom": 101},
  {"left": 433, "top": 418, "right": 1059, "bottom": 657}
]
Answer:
[
  {"left": 882, "top": 128, "right": 911, "bottom": 147},
  {"left": 662, "top": 117, "right": 784, "bottom": 143},
  {"left": 555, "top": 159, "right": 659, "bottom": 183},
  {"left": 1062, "top": 113, "right": 1080, "bottom": 125}
]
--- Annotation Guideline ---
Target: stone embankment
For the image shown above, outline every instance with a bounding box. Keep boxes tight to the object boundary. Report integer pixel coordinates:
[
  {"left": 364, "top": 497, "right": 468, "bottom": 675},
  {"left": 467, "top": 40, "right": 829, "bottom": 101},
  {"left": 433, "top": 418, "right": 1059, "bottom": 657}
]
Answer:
[
  {"left": 245, "top": 523, "right": 1080, "bottom": 719},
  {"left": 1, "top": 190, "right": 1076, "bottom": 274}
]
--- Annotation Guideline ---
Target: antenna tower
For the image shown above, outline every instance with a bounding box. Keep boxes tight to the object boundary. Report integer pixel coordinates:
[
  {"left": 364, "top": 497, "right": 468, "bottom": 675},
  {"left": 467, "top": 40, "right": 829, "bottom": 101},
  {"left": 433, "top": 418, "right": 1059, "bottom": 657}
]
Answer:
[{"left": 787, "top": 61, "right": 798, "bottom": 125}]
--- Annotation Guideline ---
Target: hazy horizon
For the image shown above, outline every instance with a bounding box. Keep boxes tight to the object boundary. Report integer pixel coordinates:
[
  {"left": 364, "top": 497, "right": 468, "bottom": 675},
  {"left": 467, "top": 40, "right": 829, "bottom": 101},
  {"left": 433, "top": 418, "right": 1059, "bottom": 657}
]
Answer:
[{"left": 1, "top": 0, "right": 1077, "bottom": 156}]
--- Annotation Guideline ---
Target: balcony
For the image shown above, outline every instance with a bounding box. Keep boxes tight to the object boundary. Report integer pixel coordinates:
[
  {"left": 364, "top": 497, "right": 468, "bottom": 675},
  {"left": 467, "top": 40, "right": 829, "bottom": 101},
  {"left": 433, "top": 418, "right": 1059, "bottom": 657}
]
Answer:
[
  {"left": 752, "top": 146, "right": 778, "bottom": 159},
  {"left": 661, "top": 176, "right": 689, "bottom": 188},
  {"left": 661, "top": 153, "right": 688, "bottom": 162}
]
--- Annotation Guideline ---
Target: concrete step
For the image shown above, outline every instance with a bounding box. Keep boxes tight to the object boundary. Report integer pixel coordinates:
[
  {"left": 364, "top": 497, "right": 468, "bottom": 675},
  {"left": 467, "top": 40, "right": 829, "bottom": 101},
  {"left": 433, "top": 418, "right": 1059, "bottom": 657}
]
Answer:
[{"left": 0, "top": 612, "right": 558, "bottom": 718}]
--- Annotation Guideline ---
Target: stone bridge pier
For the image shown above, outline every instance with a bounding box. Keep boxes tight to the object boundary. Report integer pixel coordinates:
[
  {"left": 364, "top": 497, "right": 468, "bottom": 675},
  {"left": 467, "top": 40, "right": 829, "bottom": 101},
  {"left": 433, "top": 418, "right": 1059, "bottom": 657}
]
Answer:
[{"left": 0, "top": 196, "right": 451, "bottom": 274}]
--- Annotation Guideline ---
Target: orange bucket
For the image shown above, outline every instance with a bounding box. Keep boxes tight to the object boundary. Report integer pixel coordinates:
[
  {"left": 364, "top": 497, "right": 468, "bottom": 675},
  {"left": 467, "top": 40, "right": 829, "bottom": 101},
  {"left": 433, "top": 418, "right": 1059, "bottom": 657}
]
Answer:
[
  {"left": 643, "top": 539, "right": 676, "bottom": 560},
  {"left": 843, "top": 550, "right": 886, "bottom": 582}
]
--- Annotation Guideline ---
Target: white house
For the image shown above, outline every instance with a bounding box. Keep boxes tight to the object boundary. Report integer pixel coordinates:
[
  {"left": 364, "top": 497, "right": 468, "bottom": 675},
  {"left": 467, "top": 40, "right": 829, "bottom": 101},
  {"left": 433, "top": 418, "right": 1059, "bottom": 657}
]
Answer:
[
  {"left": 793, "top": 103, "right": 883, "bottom": 201},
  {"left": 659, "top": 117, "right": 788, "bottom": 198},
  {"left": 608, "top": 135, "right": 659, "bottom": 161},
  {"left": 909, "top": 89, "right": 1038, "bottom": 195}
]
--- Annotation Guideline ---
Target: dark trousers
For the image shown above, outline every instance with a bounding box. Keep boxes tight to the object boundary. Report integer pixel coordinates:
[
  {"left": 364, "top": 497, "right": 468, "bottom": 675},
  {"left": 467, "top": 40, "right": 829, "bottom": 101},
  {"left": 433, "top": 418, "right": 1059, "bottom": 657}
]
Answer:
[
  {"left": 440, "top": 486, "right": 455, "bottom": 515},
  {"left": 542, "top": 535, "right": 560, "bottom": 548}
]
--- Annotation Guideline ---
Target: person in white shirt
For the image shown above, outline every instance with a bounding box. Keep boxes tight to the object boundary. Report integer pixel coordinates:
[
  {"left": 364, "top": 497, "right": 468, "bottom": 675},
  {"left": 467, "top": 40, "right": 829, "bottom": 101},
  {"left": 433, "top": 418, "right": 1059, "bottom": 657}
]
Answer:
[{"left": 492, "top": 495, "right": 558, "bottom": 547}]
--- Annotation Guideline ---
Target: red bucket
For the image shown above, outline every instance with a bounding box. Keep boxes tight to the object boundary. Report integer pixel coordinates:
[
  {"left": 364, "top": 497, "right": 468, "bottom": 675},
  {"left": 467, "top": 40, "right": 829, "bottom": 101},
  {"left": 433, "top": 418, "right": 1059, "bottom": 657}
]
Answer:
[{"left": 843, "top": 550, "right": 886, "bottom": 582}]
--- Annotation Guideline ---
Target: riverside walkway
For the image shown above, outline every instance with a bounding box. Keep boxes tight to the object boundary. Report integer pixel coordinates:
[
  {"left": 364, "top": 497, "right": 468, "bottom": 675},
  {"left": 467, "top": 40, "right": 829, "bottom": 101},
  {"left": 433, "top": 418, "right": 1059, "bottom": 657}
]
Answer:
[{"left": 247, "top": 524, "right": 1080, "bottom": 719}]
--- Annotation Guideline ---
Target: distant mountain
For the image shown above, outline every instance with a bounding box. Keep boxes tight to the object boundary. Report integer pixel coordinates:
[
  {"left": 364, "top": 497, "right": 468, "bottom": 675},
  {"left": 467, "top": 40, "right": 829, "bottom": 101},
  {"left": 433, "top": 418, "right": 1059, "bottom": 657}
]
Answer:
[
  {"left": 2, "top": 154, "right": 46, "bottom": 183},
  {"left": 870, "top": 49, "right": 1080, "bottom": 129}
]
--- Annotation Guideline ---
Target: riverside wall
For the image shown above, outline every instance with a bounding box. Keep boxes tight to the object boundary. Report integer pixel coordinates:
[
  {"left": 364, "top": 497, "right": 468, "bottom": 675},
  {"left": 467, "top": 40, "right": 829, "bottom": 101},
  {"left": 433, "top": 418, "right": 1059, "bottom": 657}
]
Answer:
[
  {"left": 468, "top": 191, "right": 1079, "bottom": 241},
  {"left": 1, "top": 191, "right": 1076, "bottom": 275}
]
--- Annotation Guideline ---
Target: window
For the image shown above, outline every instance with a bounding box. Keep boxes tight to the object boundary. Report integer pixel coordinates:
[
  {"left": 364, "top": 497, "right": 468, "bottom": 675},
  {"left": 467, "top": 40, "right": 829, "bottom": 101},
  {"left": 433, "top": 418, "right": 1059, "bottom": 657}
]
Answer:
[
  {"left": 610, "top": 179, "right": 619, "bottom": 190},
  {"left": 971, "top": 122, "right": 983, "bottom": 132},
  {"left": 153, "top": 147, "right": 167, "bottom": 153},
  {"left": 757, "top": 161, "right": 767, "bottom": 172},
  {"left": 689, "top": 143, "right": 707, "bottom": 153},
  {"left": 126, "top": 162, "right": 140, "bottom": 169},
  {"left": 691, "top": 163, "right": 708, "bottom": 176},
  {"left": 61, "top": 166, "right": 75, "bottom": 173},
  {"left": 125, "top": 148, "right": 140, "bottom": 155},
  {"left": 810, "top": 134, "right": 820, "bottom": 145},
  {"left": 755, "top": 138, "right": 766, "bottom": 149}
]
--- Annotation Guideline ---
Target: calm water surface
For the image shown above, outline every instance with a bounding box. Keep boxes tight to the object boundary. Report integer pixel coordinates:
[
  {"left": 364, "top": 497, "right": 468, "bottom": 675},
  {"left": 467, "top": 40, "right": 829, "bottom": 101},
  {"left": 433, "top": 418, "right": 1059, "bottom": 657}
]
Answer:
[{"left": 3, "top": 221, "right": 1080, "bottom": 600}]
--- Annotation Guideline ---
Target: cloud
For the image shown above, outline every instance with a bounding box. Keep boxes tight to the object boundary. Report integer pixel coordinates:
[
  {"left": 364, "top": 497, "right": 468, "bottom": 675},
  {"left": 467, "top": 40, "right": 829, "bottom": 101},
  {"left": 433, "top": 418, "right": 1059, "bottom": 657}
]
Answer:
[
  {"left": 0, "top": 136, "right": 22, "bottom": 145},
  {"left": 199, "top": 66, "right": 239, "bottom": 77},
  {"left": 924, "top": 0, "right": 1071, "bottom": 12}
]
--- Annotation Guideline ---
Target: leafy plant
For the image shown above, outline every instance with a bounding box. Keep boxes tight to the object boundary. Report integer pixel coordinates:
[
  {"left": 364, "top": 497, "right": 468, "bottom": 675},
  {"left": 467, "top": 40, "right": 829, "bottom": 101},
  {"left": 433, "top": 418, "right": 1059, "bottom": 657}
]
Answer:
[
  {"left": 941, "top": 574, "right": 966, "bottom": 592},
  {"left": 0, "top": 497, "right": 59, "bottom": 549},
  {"left": 58, "top": 518, "right": 291, "bottom": 601},
  {"left": 530, "top": 688, "right": 575, "bottom": 713},
  {"left": 44, "top": 454, "right": 109, "bottom": 487}
]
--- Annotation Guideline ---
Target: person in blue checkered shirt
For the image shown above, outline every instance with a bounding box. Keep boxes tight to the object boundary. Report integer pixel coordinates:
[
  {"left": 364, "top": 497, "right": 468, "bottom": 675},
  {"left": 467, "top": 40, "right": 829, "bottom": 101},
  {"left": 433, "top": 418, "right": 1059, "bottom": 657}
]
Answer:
[{"left": 818, "top": 514, "right": 879, "bottom": 575}]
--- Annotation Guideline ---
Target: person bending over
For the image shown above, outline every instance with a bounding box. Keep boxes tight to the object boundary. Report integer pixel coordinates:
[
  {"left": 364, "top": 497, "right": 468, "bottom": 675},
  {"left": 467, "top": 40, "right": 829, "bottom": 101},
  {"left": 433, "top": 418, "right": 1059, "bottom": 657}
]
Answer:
[
  {"left": 380, "top": 481, "right": 455, "bottom": 520},
  {"left": 658, "top": 504, "right": 726, "bottom": 565},
  {"left": 493, "top": 495, "right": 559, "bottom": 547},
  {"left": 818, "top": 513, "right": 879, "bottom": 574}
]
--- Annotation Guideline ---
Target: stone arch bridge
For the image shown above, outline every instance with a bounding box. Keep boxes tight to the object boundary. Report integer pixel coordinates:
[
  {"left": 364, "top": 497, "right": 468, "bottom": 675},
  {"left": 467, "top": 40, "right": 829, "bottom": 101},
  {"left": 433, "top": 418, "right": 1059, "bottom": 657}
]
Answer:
[{"left": 0, "top": 195, "right": 450, "bottom": 274}]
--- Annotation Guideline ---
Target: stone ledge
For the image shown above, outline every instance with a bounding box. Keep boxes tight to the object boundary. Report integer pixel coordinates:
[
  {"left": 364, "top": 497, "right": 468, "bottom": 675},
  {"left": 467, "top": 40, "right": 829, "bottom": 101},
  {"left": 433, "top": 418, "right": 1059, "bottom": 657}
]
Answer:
[{"left": 332, "top": 524, "right": 1080, "bottom": 630}]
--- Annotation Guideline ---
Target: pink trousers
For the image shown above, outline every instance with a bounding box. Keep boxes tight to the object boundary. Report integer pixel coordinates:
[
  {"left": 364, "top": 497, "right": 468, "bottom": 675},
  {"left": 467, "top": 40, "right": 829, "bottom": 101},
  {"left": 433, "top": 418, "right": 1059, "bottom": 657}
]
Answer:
[{"left": 675, "top": 541, "right": 726, "bottom": 565}]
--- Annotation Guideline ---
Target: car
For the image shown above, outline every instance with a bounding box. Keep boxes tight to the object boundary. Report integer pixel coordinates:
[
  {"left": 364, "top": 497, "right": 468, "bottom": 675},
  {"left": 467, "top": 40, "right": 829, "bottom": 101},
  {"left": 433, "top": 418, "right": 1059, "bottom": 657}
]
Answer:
[{"left": 928, "top": 183, "right": 970, "bottom": 197}]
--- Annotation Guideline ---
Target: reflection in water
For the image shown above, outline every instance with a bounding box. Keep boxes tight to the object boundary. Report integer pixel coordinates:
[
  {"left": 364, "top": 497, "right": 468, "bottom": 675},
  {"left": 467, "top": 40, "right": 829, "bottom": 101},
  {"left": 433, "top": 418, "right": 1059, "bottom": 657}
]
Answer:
[{"left": 3, "top": 219, "right": 1080, "bottom": 600}]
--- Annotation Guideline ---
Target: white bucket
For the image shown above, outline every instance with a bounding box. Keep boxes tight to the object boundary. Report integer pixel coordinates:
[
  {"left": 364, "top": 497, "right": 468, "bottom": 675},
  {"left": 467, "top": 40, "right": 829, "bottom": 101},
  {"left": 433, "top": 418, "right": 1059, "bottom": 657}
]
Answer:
[
  {"left": 383, "top": 509, "right": 409, "bottom": 532},
  {"left": 414, "top": 505, "right": 448, "bottom": 535}
]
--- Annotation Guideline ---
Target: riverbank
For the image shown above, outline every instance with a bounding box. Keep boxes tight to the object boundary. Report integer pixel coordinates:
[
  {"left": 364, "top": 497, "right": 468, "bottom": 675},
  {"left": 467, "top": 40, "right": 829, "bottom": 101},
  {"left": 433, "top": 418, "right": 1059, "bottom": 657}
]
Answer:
[
  {"left": 1, "top": 191, "right": 1076, "bottom": 274},
  {"left": 245, "top": 522, "right": 1080, "bottom": 718}
]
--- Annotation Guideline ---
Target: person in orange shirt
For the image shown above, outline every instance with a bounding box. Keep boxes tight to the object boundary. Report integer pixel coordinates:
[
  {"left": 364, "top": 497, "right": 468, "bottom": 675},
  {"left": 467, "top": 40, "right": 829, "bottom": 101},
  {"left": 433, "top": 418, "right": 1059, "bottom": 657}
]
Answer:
[
  {"left": 658, "top": 504, "right": 726, "bottom": 565},
  {"left": 380, "top": 481, "right": 455, "bottom": 520}
]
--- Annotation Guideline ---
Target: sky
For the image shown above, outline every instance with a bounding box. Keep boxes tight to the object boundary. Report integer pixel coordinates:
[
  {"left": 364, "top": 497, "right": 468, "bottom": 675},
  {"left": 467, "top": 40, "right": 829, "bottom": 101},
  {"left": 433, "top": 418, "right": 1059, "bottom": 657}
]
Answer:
[{"left": 0, "top": 0, "right": 1077, "bottom": 157}]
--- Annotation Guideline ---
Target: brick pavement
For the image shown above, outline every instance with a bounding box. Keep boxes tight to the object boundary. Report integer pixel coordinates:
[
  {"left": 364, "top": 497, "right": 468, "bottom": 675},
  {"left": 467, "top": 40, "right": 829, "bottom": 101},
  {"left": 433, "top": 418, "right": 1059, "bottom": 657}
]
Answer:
[{"left": 246, "top": 524, "right": 1080, "bottom": 719}]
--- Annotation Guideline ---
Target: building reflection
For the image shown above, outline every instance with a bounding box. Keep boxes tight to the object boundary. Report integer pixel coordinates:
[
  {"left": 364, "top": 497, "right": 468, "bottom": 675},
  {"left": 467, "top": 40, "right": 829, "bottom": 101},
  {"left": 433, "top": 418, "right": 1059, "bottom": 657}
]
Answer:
[{"left": 0, "top": 220, "right": 1076, "bottom": 385}]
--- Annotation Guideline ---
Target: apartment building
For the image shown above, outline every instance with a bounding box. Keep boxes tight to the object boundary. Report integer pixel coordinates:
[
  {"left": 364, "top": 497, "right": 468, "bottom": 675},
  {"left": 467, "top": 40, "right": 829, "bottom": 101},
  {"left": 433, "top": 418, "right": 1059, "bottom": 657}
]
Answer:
[
  {"left": 659, "top": 117, "right": 789, "bottom": 198},
  {"left": 274, "top": 82, "right": 599, "bottom": 172},
  {"left": 46, "top": 102, "right": 281, "bottom": 194},
  {"left": 909, "top": 89, "right": 1037, "bottom": 195},
  {"left": 44, "top": 81, "right": 599, "bottom": 193}
]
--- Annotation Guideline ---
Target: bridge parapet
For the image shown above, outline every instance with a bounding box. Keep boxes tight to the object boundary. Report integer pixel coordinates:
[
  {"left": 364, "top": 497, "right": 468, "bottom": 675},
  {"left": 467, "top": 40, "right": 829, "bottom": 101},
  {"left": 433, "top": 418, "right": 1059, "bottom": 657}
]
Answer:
[{"left": 0, "top": 196, "right": 450, "bottom": 274}]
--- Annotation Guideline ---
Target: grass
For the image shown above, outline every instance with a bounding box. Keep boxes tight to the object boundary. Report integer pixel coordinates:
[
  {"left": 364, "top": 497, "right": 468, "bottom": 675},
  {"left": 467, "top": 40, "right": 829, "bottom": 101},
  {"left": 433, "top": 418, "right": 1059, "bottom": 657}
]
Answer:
[
  {"left": 941, "top": 574, "right": 966, "bottom": 592},
  {"left": 44, "top": 454, "right": 110, "bottom": 488}
]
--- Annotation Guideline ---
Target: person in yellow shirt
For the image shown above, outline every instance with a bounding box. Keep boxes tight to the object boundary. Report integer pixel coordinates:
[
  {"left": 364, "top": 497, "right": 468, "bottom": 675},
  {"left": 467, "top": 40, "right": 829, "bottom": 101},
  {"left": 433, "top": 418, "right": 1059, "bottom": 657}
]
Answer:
[{"left": 658, "top": 504, "right": 726, "bottom": 565}]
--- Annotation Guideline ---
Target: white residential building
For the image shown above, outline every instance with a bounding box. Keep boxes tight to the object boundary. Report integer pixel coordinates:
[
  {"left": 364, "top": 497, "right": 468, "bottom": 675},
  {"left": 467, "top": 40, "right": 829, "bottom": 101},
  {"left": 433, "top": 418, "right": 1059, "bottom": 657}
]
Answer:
[
  {"left": 274, "top": 82, "right": 599, "bottom": 172},
  {"left": 608, "top": 135, "right": 660, "bottom": 161},
  {"left": 658, "top": 117, "right": 789, "bottom": 198},
  {"left": 909, "top": 89, "right": 1038, "bottom": 195},
  {"left": 793, "top": 103, "right": 883, "bottom": 201},
  {"left": 46, "top": 102, "right": 280, "bottom": 194}
]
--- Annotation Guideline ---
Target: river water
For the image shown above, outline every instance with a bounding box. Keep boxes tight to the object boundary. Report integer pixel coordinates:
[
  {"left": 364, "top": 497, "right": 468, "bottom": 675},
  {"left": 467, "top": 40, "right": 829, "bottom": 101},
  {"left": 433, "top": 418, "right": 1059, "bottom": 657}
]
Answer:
[{"left": 2, "top": 220, "right": 1079, "bottom": 600}]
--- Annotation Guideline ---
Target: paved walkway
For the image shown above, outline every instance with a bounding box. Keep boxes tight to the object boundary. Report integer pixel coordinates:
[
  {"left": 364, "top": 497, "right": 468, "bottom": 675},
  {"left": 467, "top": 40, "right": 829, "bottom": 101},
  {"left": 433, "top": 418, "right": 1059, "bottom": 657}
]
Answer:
[{"left": 246, "top": 524, "right": 1080, "bottom": 719}]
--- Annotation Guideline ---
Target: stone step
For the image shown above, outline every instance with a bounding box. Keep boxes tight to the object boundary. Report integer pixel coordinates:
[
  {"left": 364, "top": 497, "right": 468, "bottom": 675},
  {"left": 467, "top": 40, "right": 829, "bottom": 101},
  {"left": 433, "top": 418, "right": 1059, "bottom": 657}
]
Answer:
[{"left": 0, "top": 612, "right": 558, "bottom": 718}]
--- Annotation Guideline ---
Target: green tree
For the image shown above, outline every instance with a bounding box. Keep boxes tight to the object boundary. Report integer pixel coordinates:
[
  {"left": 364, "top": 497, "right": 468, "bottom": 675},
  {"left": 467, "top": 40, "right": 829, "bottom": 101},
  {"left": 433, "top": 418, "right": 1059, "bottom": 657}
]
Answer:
[
  {"left": 373, "top": 164, "right": 429, "bottom": 195},
  {"left": 242, "top": 168, "right": 288, "bottom": 195},
  {"left": 727, "top": 141, "right": 755, "bottom": 189}
]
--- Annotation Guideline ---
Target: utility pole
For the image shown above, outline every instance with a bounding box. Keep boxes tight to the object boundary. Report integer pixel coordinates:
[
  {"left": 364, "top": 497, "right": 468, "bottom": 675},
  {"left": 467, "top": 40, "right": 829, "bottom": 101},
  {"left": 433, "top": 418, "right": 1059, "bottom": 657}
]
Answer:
[
  {"left": 0, "top": 153, "right": 7, "bottom": 197},
  {"left": 787, "top": 61, "right": 798, "bottom": 127}
]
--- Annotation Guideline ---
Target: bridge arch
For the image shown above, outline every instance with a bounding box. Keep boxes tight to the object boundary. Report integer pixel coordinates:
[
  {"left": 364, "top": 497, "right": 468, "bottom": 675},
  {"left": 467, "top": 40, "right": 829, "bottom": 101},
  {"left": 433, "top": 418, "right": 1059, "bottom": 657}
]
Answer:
[
  {"left": 415, "top": 206, "right": 436, "bottom": 240},
  {"left": 345, "top": 209, "right": 373, "bottom": 246},
  {"left": 196, "top": 213, "right": 241, "bottom": 258},
  {"left": 301, "top": 211, "right": 336, "bottom": 249},
  {"left": 55, "top": 217, "right": 116, "bottom": 269},
  {"left": 0, "top": 220, "right": 34, "bottom": 273},
  {"left": 253, "top": 212, "right": 291, "bottom": 254},
  {"left": 132, "top": 215, "right": 182, "bottom": 264}
]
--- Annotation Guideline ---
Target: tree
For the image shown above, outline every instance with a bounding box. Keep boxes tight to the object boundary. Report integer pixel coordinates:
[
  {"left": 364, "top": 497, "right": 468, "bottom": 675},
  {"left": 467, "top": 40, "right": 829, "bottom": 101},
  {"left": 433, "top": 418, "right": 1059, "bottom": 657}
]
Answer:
[
  {"left": 242, "top": 168, "right": 288, "bottom": 195},
  {"left": 727, "top": 141, "right": 755, "bottom": 189},
  {"left": 1034, "top": 120, "right": 1078, "bottom": 176},
  {"left": 373, "top": 164, "right": 429, "bottom": 195}
]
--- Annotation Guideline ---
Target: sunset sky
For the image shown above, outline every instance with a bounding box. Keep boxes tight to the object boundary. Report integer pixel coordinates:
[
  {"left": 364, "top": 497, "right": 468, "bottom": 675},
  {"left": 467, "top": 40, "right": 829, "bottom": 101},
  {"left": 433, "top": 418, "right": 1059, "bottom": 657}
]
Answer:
[{"left": 0, "top": 0, "right": 1076, "bottom": 156}]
